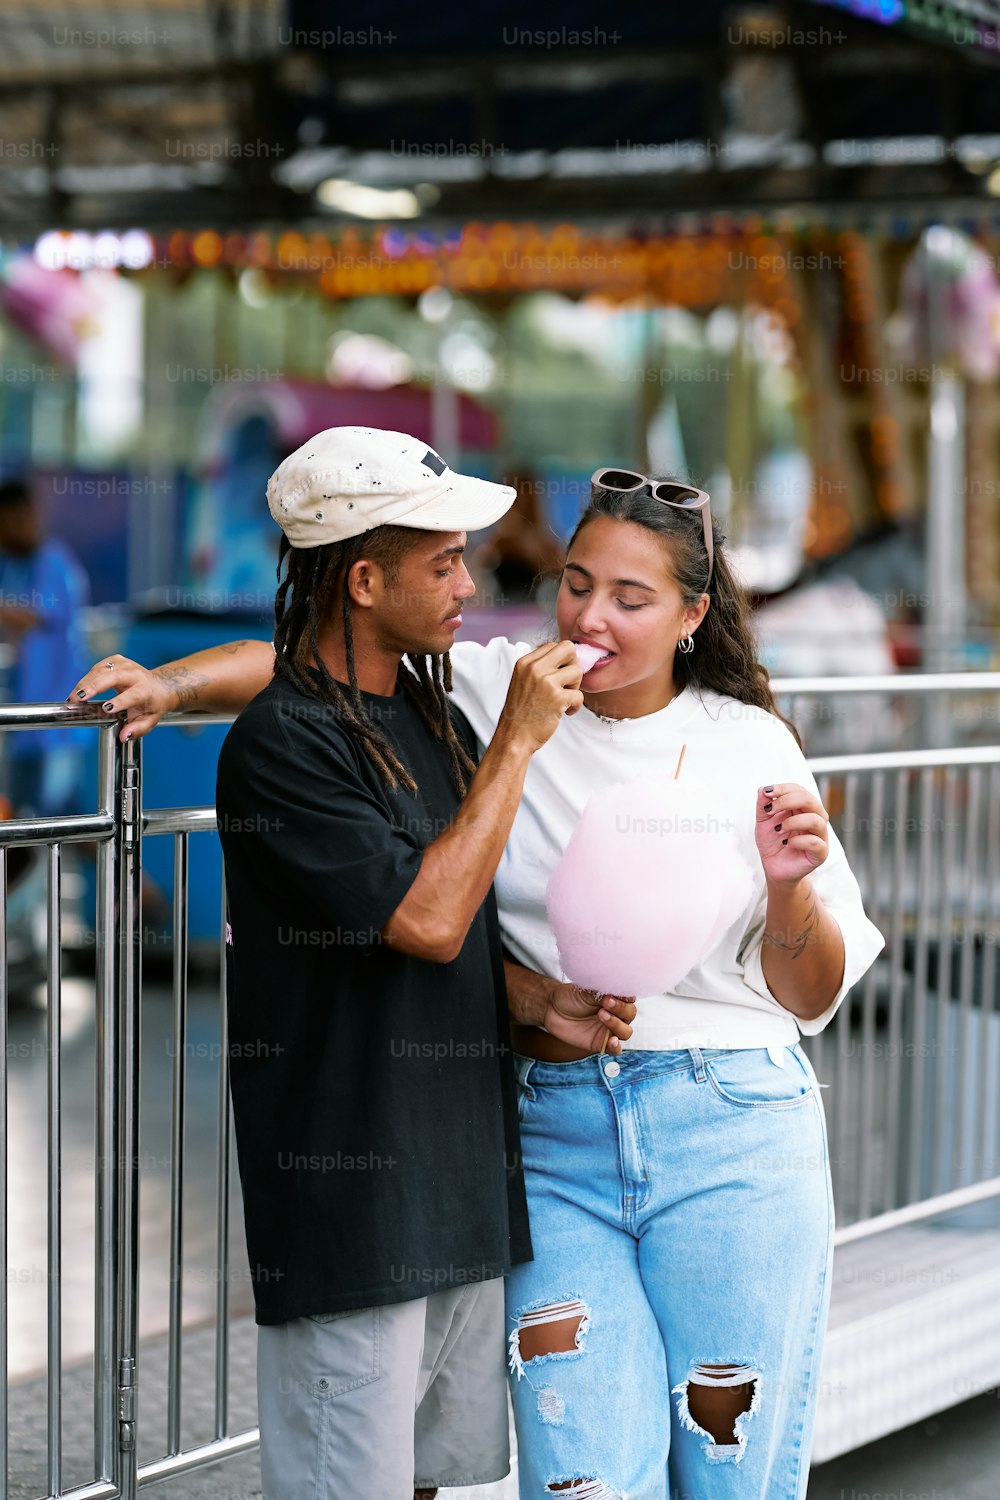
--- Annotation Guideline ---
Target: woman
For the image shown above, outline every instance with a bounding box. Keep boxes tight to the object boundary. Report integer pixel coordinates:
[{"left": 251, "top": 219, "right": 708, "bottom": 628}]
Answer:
[{"left": 72, "top": 470, "right": 884, "bottom": 1499}]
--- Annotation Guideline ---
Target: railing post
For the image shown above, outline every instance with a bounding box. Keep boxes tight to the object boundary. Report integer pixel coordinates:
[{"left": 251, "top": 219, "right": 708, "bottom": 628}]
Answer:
[
  {"left": 0, "top": 847, "right": 7, "bottom": 1500},
  {"left": 166, "top": 831, "right": 188, "bottom": 1457},
  {"left": 46, "top": 843, "right": 62, "bottom": 1496},
  {"left": 214, "top": 872, "right": 231, "bottom": 1441},
  {"left": 116, "top": 738, "right": 142, "bottom": 1498},
  {"left": 94, "top": 723, "right": 119, "bottom": 1482}
]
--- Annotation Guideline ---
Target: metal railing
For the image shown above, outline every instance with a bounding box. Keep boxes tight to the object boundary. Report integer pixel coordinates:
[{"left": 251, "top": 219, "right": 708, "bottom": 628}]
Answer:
[
  {"left": 1, "top": 705, "right": 123, "bottom": 1500},
  {"left": 1, "top": 674, "right": 999, "bottom": 1496},
  {"left": 768, "top": 673, "right": 1000, "bottom": 1238},
  {"left": 806, "top": 747, "right": 1000, "bottom": 1233},
  {"left": 770, "top": 669, "right": 1000, "bottom": 755},
  {"left": 0, "top": 704, "right": 252, "bottom": 1500}
]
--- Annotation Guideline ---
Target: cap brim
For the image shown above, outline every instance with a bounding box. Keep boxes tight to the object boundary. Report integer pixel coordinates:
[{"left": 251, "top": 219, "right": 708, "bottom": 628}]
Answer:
[{"left": 390, "top": 473, "right": 517, "bottom": 534}]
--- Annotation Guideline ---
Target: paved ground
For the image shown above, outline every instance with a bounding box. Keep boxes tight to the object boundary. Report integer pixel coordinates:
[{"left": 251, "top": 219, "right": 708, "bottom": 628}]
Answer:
[{"left": 6, "top": 971, "right": 1000, "bottom": 1498}]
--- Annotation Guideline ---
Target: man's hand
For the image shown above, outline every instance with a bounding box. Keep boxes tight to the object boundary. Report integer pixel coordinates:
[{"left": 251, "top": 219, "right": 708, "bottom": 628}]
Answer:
[
  {"left": 497, "top": 640, "right": 584, "bottom": 754},
  {"left": 67, "top": 654, "right": 196, "bottom": 742},
  {"left": 68, "top": 640, "right": 273, "bottom": 741},
  {"left": 543, "top": 982, "right": 636, "bottom": 1055}
]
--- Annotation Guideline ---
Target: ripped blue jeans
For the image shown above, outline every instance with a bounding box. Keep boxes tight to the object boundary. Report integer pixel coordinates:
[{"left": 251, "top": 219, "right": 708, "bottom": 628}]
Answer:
[{"left": 506, "top": 1044, "right": 834, "bottom": 1500}]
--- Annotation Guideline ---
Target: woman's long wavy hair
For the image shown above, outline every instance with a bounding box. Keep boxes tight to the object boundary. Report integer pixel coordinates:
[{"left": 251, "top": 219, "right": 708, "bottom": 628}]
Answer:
[
  {"left": 272, "top": 527, "right": 476, "bottom": 796},
  {"left": 565, "top": 479, "right": 803, "bottom": 749}
]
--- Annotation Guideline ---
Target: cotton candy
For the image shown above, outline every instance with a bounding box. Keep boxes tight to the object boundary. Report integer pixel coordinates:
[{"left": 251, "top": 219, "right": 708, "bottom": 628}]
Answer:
[
  {"left": 574, "top": 642, "right": 606, "bottom": 673},
  {"left": 545, "top": 774, "right": 757, "bottom": 997}
]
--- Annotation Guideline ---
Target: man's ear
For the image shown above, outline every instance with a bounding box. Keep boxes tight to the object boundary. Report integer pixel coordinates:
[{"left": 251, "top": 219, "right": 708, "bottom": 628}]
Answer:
[{"left": 348, "top": 556, "right": 388, "bottom": 610}]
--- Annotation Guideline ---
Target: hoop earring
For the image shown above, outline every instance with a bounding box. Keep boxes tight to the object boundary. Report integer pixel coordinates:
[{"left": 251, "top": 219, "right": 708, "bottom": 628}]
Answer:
[{"left": 677, "top": 632, "right": 694, "bottom": 655}]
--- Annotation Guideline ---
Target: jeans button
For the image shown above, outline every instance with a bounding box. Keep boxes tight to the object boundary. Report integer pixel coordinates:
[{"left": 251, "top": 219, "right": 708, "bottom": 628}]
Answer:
[{"left": 603, "top": 1059, "right": 621, "bottom": 1078}]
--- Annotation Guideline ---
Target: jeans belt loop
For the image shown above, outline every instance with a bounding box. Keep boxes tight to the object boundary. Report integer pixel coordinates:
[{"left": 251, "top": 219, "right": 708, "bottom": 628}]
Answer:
[{"left": 688, "top": 1046, "right": 707, "bottom": 1083}]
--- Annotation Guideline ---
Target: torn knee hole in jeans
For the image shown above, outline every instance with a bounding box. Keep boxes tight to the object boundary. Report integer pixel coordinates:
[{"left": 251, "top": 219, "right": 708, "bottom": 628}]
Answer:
[
  {"left": 671, "top": 1362, "right": 763, "bottom": 1464},
  {"left": 545, "top": 1481, "right": 622, "bottom": 1498},
  {"left": 507, "top": 1297, "right": 591, "bottom": 1380},
  {"left": 509, "top": 1302, "right": 623, "bottom": 1496}
]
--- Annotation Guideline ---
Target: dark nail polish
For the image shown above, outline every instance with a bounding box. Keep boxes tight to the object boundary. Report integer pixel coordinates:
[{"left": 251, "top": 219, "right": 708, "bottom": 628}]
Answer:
[
  {"left": 764, "top": 803, "right": 772, "bottom": 813},
  {"left": 774, "top": 823, "right": 782, "bottom": 832},
  {"left": 782, "top": 838, "right": 788, "bottom": 845},
  {"left": 75, "top": 688, "right": 86, "bottom": 698},
  {"left": 102, "top": 701, "right": 114, "bottom": 712},
  {"left": 763, "top": 785, "right": 774, "bottom": 793}
]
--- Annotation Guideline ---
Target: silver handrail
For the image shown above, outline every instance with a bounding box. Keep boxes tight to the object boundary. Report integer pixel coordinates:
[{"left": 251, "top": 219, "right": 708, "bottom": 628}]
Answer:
[
  {"left": 835, "top": 1175, "right": 1000, "bottom": 1246},
  {"left": 770, "top": 672, "right": 1000, "bottom": 694}
]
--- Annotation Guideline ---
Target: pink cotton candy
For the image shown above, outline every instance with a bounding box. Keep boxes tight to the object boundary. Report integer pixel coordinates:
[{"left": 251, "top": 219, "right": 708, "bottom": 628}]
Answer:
[
  {"left": 574, "top": 642, "right": 606, "bottom": 673},
  {"left": 545, "top": 775, "right": 757, "bottom": 996}
]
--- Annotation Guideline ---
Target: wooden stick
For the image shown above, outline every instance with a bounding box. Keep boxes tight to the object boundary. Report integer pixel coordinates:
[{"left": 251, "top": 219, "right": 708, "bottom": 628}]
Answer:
[{"left": 674, "top": 741, "right": 687, "bottom": 780}]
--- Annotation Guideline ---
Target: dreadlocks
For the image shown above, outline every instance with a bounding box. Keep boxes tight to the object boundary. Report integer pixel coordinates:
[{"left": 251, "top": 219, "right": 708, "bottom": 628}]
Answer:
[{"left": 272, "top": 527, "right": 476, "bottom": 797}]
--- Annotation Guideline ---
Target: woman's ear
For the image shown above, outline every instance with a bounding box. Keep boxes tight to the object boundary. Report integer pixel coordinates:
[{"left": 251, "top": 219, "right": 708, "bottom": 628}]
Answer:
[{"left": 687, "top": 594, "right": 711, "bottom": 631}]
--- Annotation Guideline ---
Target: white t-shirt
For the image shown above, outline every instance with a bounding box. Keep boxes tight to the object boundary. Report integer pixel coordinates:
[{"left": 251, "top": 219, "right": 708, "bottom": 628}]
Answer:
[{"left": 448, "top": 636, "right": 886, "bottom": 1051}]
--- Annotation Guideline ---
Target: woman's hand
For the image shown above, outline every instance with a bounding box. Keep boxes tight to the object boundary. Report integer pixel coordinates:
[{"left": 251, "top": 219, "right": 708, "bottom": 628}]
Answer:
[
  {"left": 543, "top": 983, "right": 636, "bottom": 1055},
  {"left": 755, "top": 782, "right": 830, "bottom": 887}
]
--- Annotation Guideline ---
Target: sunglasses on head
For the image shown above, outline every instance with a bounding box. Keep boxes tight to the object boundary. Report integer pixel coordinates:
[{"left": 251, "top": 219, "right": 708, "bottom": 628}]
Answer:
[{"left": 591, "top": 468, "right": 714, "bottom": 587}]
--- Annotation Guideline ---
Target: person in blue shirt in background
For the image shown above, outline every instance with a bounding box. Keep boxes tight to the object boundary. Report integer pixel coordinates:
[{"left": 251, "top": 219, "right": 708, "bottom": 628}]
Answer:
[{"left": 0, "top": 476, "right": 90, "bottom": 816}]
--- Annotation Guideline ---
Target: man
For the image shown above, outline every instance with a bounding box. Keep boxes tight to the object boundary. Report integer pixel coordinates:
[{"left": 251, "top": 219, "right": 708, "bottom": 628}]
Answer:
[
  {"left": 73, "top": 428, "right": 634, "bottom": 1499},
  {"left": 0, "top": 476, "right": 89, "bottom": 813}
]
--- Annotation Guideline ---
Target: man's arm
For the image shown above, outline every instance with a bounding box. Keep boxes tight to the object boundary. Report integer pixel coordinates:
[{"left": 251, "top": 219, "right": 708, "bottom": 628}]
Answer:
[
  {"left": 69, "top": 640, "right": 274, "bottom": 740},
  {"left": 503, "top": 953, "right": 636, "bottom": 1054},
  {"left": 381, "top": 642, "right": 582, "bottom": 963}
]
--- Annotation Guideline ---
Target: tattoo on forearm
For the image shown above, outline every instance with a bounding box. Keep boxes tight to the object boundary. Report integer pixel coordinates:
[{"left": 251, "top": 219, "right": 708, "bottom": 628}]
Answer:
[
  {"left": 763, "top": 890, "right": 820, "bottom": 960},
  {"left": 155, "top": 666, "right": 210, "bottom": 708},
  {"left": 217, "top": 640, "right": 251, "bottom": 655}
]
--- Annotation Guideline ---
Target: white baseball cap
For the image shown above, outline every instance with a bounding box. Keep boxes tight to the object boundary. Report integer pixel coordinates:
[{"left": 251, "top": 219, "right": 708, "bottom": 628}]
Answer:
[{"left": 266, "top": 426, "right": 517, "bottom": 547}]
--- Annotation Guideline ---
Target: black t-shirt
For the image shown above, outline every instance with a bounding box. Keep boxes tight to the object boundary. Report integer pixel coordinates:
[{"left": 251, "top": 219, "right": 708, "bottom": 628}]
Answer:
[{"left": 215, "top": 664, "right": 532, "bottom": 1324}]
